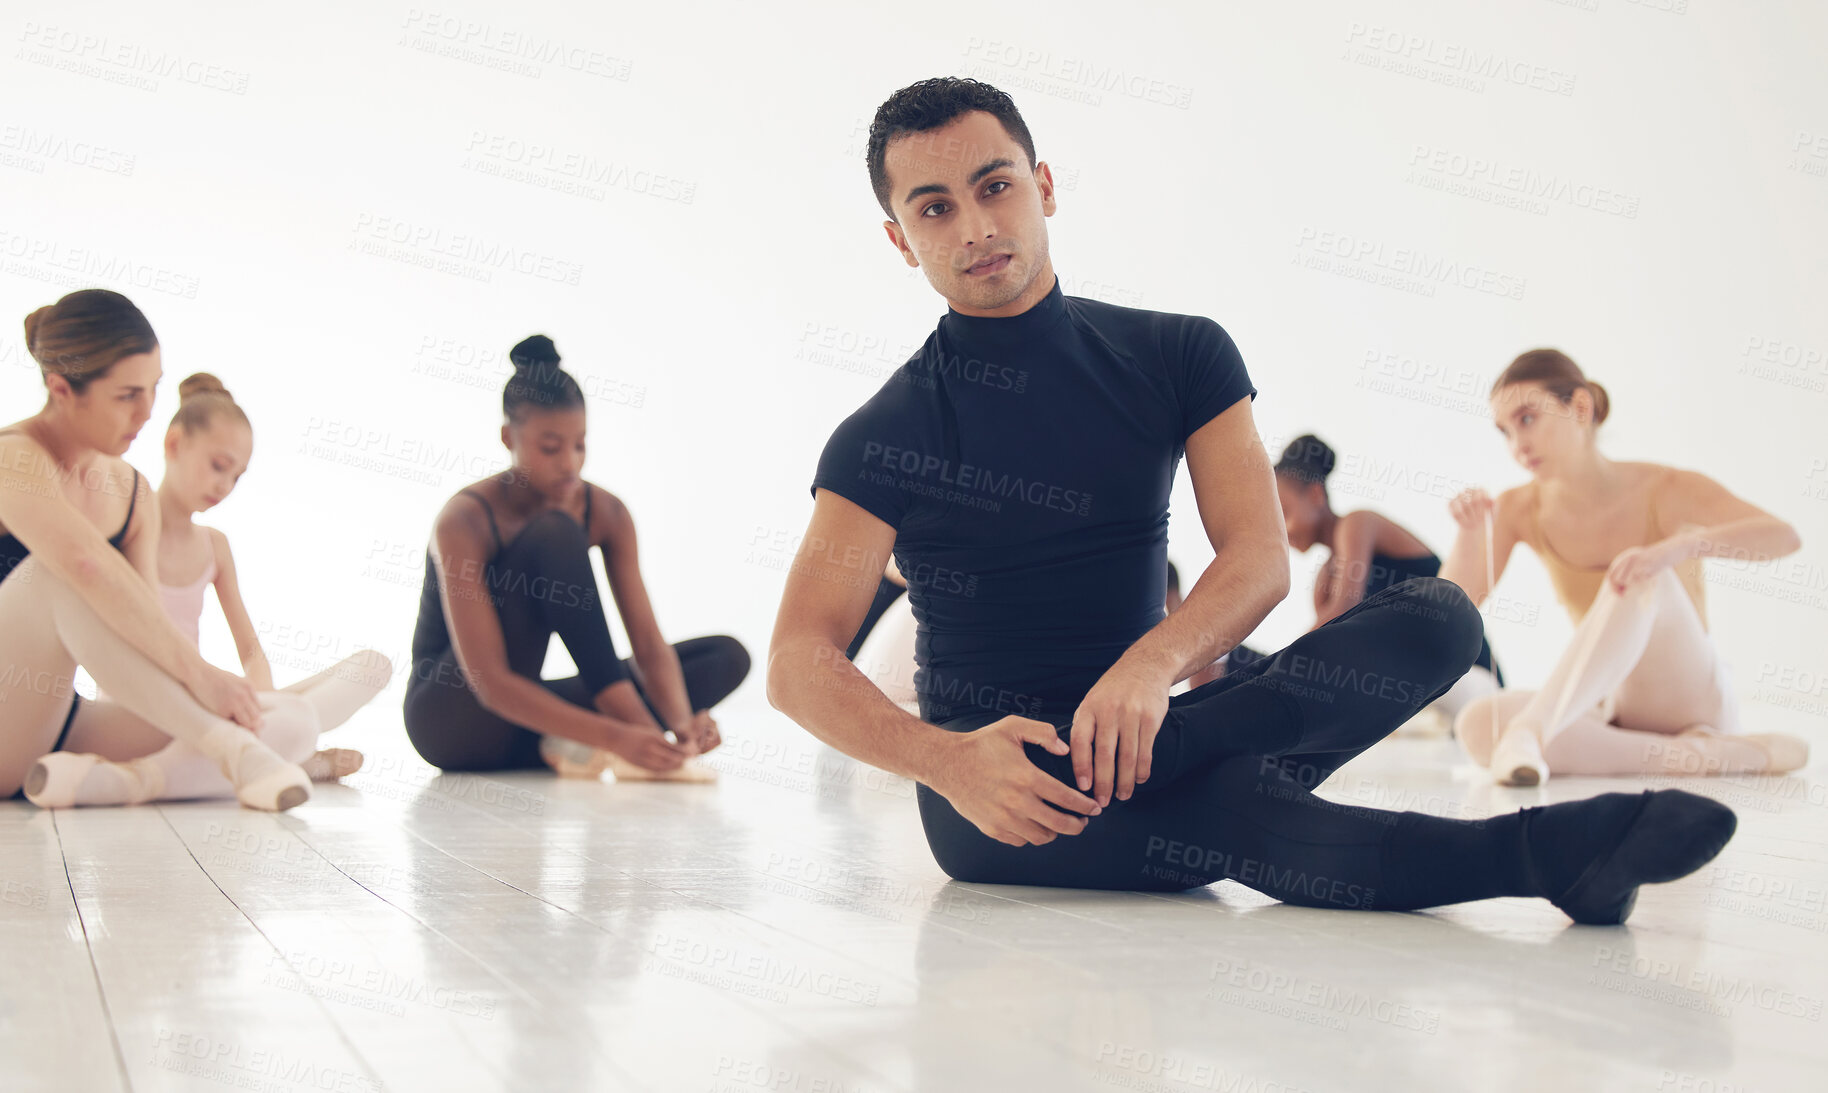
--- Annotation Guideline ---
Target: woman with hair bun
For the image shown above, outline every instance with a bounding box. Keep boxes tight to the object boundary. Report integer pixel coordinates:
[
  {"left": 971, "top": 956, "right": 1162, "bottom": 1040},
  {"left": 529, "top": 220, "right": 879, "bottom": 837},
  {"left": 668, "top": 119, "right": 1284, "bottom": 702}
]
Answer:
[
  {"left": 0, "top": 289, "right": 311, "bottom": 810},
  {"left": 23, "top": 371, "right": 391, "bottom": 807},
  {"left": 1219, "top": 433, "right": 1505, "bottom": 727},
  {"left": 403, "top": 334, "right": 750, "bottom": 778},
  {"left": 1443, "top": 348, "right": 1808, "bottom": 784}
]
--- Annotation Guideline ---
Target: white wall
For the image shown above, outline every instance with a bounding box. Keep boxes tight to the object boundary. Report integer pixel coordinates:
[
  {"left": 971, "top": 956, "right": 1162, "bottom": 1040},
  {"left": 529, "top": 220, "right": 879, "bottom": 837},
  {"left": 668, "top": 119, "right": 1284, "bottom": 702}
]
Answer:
[{"left": 4, "top": 0, "right": 1824, "bottom": 740}]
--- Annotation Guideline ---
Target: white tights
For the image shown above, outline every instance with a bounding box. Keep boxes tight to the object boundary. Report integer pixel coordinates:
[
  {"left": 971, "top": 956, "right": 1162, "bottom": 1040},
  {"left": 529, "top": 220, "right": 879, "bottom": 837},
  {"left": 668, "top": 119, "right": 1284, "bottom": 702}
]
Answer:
[
  {"left": 67, "top": 650, "right": 391, "bottom": 801},
  {"left": 0, "top": 555, "right": 386, "bottom": 802},
  {"left": 1454, "top": 566, "right": 1803, "bottom": 776}
]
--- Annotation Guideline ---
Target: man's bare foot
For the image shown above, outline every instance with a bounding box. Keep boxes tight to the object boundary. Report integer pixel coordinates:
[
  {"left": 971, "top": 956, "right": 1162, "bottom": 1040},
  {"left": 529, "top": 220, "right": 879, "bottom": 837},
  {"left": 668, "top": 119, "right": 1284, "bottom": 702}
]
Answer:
[
  {"left": 605, "top": 752, "right": 718, "bottom": 783},
  {"left": 301, "top": 748, "right": 365, "bottom": 782}
]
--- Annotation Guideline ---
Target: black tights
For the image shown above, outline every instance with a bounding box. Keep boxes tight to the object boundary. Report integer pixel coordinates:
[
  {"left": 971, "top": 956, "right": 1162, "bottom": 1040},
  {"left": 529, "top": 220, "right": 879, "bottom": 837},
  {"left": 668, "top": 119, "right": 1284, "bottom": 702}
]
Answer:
[
  {"left": 916, "top": 577, "right": 1540, "bottom": 910},
  {"left": 404, "top": 509, "right": 750, "bottom": 772}
]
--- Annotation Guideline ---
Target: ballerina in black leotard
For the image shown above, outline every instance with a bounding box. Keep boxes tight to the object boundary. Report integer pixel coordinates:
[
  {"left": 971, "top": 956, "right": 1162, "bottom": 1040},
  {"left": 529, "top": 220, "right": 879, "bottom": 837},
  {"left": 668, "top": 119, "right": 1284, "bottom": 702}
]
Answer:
[
  {"left": 403, "top": 334, "right": 750, "bottom": 779},
  {"left": 1216, "top": 434, "right": 1502, "bottom": 730}
]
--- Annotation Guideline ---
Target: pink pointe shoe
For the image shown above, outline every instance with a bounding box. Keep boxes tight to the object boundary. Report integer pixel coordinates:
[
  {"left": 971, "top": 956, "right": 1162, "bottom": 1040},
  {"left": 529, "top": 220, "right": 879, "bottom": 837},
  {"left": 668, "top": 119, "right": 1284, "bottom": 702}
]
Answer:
[
  {"left": 1489, "top": 725, "right": 1550, "bottom": 787},
  {"left": 301, "top": 748, "right": 366, "bottom": 782},
  {"left": 212, "top": 733, "right": 312, "bottom": 811},
  {"left": 1667, "top": 726, "right": 1810, "bottom": 777},
  {"left": 23, "top": 752, "right": 166, "bottom": 808}
]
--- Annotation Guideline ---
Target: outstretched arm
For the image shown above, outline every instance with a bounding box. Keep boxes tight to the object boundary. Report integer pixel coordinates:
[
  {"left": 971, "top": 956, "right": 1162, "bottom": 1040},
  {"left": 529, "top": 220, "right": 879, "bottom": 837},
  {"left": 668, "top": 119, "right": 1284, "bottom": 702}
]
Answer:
[
  {"left": 767, "top": 490, "right": 1098, "bottom": 847},
  {"left": 767, "top": 491, "right": 945, "bottom": 780},
  {"left": 596, "top": 489, "right": 693, "bottom": 736},
  {"left": 1612, "top": 468, "right": 1803, "bottom": 590}
]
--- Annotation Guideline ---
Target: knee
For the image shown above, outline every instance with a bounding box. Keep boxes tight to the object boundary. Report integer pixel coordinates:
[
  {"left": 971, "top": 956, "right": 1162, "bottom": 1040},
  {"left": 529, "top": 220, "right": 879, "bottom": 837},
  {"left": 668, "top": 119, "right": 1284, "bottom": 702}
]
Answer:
[
  {"left": 1597, "top": 567, "right": 1672, "bottom": 610},
  {"left": 716, "top": 636, "right": 752, "bottom": 684},
  {"left": 514, "top": 509, "right": 590, "bottom": 557},
  {"left": 1396, "top": 577, "right": 1484, "bottom": 676},
  {"left": 698, "top": 635, "right": 752, "bottom": 690},
  {"left": 350, "top": 646, "right": 393, "bottom": 673},
  {"left": 347, "top": 648, "right": 395, "bottom": 692}
]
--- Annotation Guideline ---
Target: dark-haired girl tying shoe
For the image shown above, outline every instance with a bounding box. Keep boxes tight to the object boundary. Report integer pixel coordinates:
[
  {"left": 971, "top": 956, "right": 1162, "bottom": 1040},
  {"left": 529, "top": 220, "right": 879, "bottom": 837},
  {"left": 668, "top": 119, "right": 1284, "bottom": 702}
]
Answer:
[{"left": 403, "top": 335, "right": 750, "bottom": 779}]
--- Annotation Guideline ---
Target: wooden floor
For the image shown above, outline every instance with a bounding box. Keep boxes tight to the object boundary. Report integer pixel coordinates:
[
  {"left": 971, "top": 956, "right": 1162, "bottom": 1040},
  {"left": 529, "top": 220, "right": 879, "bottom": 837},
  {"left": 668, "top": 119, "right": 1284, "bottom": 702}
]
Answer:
[{"left": 5, "top": 694, "right": 1822, "bottom": 1092}]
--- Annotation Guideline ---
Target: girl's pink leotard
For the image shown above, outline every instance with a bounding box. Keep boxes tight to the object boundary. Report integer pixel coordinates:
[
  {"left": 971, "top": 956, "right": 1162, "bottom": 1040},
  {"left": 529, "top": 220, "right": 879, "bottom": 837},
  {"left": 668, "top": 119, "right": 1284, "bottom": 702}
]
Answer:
[{"left": 159, "top": 555, "right": 217, "bottom": 648}]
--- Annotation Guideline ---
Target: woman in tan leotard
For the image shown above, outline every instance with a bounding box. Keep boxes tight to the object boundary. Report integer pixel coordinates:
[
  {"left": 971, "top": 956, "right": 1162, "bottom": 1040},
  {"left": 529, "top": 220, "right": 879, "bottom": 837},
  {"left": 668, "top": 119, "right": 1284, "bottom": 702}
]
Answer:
[{"left": 1440, "top": 348, "right": 1808, "bottom": 785}]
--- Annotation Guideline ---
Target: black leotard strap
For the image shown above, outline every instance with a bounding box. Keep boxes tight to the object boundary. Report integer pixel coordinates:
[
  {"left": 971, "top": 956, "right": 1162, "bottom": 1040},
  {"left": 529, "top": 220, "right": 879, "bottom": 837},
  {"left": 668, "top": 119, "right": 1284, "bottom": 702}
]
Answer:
[
  {"left": 115, "top": 467, "right": 139, "bottom": 539},
  {"left": 458, "top": 488, "right": 503, "bottom": 554},
  {"left": 583, "top": 483, "right": 593, "bottom": 536}
]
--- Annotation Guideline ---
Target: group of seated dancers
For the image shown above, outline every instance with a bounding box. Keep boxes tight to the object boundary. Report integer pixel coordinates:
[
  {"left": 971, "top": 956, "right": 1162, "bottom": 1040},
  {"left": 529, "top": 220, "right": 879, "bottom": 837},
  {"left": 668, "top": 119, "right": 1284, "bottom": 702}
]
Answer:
[{"left": 0, "top": 76, "right": 1808, "bottom": 926}]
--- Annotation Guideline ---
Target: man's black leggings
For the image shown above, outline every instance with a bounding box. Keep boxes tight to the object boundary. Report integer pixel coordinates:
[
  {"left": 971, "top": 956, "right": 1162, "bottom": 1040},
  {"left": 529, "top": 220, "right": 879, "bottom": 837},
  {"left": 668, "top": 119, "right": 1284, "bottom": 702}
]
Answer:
[
  {"left": 915, "top": 577, "right": 1535, "bottom": 910},
  {"left": 404, "top": 509, "right": 750, "bottom": 772}
]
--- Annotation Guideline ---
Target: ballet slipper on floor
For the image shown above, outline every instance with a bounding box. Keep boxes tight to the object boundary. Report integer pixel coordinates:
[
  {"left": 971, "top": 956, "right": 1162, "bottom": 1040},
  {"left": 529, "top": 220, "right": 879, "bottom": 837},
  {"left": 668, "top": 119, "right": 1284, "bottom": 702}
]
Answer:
[
  {"left": 539, "top": 735, "right": 615, "bottom": 779},
  {"left": 301, "top": 748, "right": 365, "bottom": 782},
  {"left": 1663, "top": 726, "right": 1810, "bottom": 777},
  {"left": 1490, "top": 723, "right": 1550, "bottom": 786},
  {"left": 210, "top": 730, "right": 311, "bottom": 811},
  {"left": 23, "top": 752, "right": 165, "bottom": 809},
  {"left": 539, "top": 734, "right": 718, "bottom": 783},
  {"left": 605, "top": 753, "right": 718, "bottom": 784}
]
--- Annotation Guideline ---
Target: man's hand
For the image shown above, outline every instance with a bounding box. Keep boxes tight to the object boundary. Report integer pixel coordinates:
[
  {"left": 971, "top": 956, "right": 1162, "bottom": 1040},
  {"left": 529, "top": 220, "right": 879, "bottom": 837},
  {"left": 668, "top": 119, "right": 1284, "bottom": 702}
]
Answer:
[
  {"left": 929, "top": 715, "right": 1101, "bottom": 847},
  {"left": 1070, "top": 659, "right": 1172, "bottom": 807}
]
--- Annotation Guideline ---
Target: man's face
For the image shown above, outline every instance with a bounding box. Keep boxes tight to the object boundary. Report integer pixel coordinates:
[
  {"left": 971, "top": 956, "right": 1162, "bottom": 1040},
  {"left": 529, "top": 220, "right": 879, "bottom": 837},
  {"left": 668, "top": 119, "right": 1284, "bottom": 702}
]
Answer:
[{"left": 879, "top": 110, "right": 1057, "bottom": 314}]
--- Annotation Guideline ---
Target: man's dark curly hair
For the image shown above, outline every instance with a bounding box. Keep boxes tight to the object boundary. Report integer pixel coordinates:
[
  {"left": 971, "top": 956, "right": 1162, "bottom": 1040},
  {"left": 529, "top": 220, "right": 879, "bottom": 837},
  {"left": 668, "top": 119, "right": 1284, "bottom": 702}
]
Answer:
[{"left": 866, "top": 77, "right": 1037, "bottom": 220}]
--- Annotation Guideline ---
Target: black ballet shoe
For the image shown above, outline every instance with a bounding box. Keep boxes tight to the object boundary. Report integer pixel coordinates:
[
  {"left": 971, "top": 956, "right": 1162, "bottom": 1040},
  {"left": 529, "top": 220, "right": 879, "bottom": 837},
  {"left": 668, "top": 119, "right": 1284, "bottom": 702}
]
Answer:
[{"left": 1522, "top": 789, "right": 1737, "bottom": 925}]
